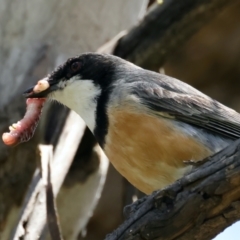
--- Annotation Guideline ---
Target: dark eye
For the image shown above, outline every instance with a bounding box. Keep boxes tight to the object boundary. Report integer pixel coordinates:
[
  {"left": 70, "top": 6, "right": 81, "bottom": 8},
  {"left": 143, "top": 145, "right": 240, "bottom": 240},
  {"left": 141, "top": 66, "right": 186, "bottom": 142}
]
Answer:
[{"left": 70, "top": 61, "right": 81, "bottom": 72}]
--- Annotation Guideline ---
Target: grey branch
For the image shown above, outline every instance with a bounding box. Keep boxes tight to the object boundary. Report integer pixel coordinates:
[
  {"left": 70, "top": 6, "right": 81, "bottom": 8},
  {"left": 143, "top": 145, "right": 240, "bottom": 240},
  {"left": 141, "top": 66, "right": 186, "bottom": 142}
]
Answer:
[{"left": 106, "top": 138, "right": 240, "bottom": 240}]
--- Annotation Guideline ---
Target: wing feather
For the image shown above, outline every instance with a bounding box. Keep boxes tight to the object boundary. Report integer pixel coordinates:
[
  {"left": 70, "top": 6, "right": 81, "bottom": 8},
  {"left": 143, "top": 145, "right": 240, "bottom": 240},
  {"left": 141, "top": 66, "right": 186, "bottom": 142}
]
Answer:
[{"left": 131, "top": 79, "right": 240, "bottom": 140}]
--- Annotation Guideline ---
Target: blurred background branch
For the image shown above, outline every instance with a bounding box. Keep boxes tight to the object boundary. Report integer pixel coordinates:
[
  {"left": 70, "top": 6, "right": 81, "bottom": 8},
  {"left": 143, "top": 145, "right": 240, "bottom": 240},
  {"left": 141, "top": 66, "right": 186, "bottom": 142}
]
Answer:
[{"left": 109, "top": 0, "right": 235, "bottom": 70}]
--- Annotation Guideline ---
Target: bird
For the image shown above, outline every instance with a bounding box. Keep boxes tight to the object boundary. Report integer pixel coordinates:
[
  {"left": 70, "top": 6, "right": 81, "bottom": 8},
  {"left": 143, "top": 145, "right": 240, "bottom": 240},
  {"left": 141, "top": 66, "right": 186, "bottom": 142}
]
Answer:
[{"left": 24, "top": 53, "right": 240, "bottom": 194}]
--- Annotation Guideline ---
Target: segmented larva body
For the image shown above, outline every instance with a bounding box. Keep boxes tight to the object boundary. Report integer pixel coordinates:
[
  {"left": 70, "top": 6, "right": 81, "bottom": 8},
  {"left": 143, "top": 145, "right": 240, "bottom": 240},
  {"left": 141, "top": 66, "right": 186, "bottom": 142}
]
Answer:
[{"left": 2, "top": 98, "right": 46, "bottom": 146}]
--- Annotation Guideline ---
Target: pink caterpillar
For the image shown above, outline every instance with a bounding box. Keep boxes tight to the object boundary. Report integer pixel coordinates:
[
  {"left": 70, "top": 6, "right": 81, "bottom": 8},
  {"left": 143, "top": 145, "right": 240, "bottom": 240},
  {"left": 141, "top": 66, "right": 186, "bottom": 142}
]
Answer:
[{"left": 2, "top": 98, "right": 46, "bottom": 146}]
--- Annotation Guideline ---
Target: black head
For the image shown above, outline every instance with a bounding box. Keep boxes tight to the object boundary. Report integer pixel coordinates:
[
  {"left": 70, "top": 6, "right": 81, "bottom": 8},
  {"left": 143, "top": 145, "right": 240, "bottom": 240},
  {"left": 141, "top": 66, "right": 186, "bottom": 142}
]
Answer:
[{"left": 24, "top": 53, "right": 125, "bottom": 98}]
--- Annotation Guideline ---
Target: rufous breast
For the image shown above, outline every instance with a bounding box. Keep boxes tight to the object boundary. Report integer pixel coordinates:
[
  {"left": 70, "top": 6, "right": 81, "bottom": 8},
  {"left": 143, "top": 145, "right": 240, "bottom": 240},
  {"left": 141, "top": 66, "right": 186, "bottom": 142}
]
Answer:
[{"left": 104, "top": 107, "right": 212, "bottom": 194}]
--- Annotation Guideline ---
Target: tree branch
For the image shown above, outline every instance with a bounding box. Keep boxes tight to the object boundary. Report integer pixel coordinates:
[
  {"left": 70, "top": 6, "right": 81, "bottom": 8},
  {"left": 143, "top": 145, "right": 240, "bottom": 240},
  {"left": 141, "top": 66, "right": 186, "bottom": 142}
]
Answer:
[
  {"left": 106, "top": 139, "right": 240, "bottom": 240},
  {"left": 40, "top": 145, "right": 63, "bottom": 240},
  {"left": 111, "top": 0, "right": 236, "bottom": 70}
]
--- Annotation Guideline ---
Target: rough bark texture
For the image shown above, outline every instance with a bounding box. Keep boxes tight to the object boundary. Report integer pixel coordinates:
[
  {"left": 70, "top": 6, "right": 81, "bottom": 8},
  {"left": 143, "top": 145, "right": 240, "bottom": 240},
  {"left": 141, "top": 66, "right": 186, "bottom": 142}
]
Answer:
[{"left": 106, "top": 139, "right": 240, "bottom": 240}]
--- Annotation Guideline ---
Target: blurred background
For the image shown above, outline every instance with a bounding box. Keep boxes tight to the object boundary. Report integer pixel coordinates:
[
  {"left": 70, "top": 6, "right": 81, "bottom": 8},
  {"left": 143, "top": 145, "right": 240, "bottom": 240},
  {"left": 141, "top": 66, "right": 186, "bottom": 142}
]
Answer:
[{"left": 0, "top": 0, "right": 239, "bottom": 239}]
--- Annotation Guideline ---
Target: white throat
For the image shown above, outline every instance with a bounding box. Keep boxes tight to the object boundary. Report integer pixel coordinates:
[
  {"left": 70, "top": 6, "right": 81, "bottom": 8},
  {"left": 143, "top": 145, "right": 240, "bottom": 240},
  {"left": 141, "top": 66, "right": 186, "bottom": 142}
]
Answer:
[{"left": 50, "top": 77, "right": 101, "bottom": 132}]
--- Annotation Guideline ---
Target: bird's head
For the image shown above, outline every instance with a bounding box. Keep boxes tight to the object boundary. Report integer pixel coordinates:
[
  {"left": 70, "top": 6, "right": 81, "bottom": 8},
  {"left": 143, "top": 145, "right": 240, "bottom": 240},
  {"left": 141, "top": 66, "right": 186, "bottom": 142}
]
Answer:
[{"left": 24, "top": 53, "right": 123, "bottom": 133}]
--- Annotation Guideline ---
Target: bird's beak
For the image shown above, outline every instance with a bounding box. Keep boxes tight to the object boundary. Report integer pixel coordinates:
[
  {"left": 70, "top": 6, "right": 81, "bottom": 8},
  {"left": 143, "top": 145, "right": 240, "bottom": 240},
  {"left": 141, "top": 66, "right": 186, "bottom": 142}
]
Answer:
[{"left": 23, "top": 77, "right": 59, "bottom": 98}]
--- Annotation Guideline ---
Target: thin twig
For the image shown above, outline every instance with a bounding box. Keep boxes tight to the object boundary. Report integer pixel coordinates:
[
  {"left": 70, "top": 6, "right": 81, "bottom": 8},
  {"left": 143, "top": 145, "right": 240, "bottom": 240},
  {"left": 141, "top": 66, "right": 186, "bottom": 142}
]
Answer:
[{"left": 38, "top": 144, "right": 63, "bottom": 240}]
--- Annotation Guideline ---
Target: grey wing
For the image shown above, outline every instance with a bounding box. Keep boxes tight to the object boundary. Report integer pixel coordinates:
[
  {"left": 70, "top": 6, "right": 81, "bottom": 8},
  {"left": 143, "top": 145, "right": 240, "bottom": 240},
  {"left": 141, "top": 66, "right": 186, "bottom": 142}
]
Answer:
[{"left": 131, "top": 80, "right": 240, "bottom": 140}]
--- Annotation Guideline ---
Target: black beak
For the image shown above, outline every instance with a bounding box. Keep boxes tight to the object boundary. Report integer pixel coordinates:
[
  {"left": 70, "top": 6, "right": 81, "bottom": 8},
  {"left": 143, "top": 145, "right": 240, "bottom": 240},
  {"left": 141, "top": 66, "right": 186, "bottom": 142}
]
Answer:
[
  {"left": 23, "top": 86, "right": 51, "bottom": 98},
  {"left": 23, "top": 79, "right": 59, "bottom": 98}
]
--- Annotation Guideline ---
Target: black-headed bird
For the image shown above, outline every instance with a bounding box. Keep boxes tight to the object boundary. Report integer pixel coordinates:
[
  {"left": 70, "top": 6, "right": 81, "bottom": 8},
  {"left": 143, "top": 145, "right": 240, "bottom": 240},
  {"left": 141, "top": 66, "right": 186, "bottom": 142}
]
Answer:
[{"left": 24, "top": 53, "right": 239, "bottom": 194}]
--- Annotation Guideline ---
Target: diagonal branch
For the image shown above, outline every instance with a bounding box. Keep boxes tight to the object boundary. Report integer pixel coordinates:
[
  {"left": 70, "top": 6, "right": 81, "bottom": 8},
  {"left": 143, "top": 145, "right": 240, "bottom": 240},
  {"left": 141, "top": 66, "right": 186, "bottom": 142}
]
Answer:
[
  {"left": 39, "top": 144, "right": 63, "bottom": 240},
  {"left": 106, "top": 139, "right": 240, "bottom": 240},
  {"left": 101, "top": 0, "right": 237, "bottom": 70}
]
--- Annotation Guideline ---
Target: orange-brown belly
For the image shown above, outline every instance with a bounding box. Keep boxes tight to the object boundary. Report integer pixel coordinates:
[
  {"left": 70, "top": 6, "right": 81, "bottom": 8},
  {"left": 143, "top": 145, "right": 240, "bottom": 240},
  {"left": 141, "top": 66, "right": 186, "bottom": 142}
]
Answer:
[{"left": 104, "top": 108, "right": 212, "bottom": 194}]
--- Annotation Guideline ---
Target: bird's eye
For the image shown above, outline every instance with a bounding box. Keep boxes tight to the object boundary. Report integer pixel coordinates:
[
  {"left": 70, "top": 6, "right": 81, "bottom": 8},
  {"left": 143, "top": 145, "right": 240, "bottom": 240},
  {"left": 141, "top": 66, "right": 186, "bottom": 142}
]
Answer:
[{"left": 70, "top": 62, "right": 81, "bottom": 72}]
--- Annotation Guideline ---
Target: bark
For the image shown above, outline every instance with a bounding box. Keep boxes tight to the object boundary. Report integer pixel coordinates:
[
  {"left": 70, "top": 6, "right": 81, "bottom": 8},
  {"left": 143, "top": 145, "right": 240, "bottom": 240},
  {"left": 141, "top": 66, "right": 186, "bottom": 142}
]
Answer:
[{"left": 106, "top": 139, "right": 240, "bottom": 240}]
